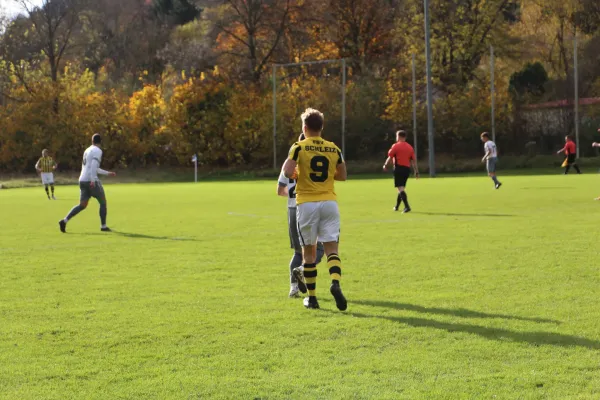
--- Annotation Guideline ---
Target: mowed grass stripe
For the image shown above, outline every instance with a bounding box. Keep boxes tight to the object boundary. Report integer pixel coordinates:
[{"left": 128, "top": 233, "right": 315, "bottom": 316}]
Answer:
[{"left": 0, "top": 174, "right": 599, "bottom": 399}]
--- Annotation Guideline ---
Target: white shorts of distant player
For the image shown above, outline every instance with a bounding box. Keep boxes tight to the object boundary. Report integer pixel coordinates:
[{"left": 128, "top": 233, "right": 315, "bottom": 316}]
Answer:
[
  {"left": 41, "top": 172, "right": 54, "bottom": 185},
  {"left": 296, "top": 200, "right": 340, "bottom": 246}
]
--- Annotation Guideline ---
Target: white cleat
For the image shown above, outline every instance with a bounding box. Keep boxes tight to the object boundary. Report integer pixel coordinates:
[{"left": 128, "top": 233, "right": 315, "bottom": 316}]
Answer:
[{"left": 289, "top": 284, "right": 300, "bottom": 298}]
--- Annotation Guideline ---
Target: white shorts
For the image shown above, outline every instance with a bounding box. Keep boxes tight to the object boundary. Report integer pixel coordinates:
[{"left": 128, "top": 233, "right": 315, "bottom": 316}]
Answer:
[
  {"left": 296, "top": 201, "right": 340, "bottom": 246},
  {"left": 41, "top": 172, "right": 54, "bottom": 185}
]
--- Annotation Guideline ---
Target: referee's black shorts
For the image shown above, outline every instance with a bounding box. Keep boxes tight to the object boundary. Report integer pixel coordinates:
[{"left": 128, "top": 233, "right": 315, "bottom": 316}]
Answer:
[
  {"left": 566, "top": 154, "right": 577, "bottom": 165},
  {"left": 393, "top": 166, "right": 411, "bottom": 188}
]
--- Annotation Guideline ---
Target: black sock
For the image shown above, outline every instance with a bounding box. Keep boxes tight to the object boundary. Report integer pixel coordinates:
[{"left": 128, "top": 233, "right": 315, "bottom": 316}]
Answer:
[
  {"left": 574, "top": 164, "right": 581, "bottom": 174},
  {"left": 396, "top": 193, "right": 403, "bottom": 208},
  {"left": 51, "top": 185, "right": 55, "bottom": 194},
  {"left": 44, "top": 185, "right": 49, "bottom": 197},
  {"left": 99, "top": 203, "right": 107, "bottom": 226},
  {"left": 565, "top": 165, "right": 571, "bottom": 174},
  {"left": 401, "top": 192, "right": 410, "bottom": 209}
]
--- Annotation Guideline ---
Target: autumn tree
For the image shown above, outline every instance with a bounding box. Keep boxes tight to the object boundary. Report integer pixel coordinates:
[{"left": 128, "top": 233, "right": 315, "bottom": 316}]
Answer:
[
  {"left": 209, "top": 0, "right": 293, "bottom": 82},
  {"left": 321, "top": 0, "right": 401, "bottom": 75},
  {"left": 14, "top": 0, "right": 87, "bottom": 83}
]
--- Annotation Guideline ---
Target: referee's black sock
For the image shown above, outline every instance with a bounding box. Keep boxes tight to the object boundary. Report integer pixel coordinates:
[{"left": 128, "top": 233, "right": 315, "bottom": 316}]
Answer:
[
  {"left": 396, "top": 193, "right": 403, "bottom": 209},
  {"left": 401, "top": 191, "right": 410, "bottom": 209}
]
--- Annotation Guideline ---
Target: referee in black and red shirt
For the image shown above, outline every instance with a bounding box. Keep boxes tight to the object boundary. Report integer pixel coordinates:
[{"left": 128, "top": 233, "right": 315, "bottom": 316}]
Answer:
[
  {"left": 557, "top": 135, "right": 581, "bottom": 175},
  {"left": 383, "top": 130, "right": 419, "bottom": 213}
]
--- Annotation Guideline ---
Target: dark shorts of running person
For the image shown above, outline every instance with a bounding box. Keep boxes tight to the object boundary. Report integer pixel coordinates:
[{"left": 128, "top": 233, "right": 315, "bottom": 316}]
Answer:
[
  {"left": 79, "top": 181, "right": 106, "bottom": 203},
  {"left": 394, "top": 166, "right": 411, "bottom": 188},
  {"left": 565, "top": 154, "right": 577, "bottom": 165}
]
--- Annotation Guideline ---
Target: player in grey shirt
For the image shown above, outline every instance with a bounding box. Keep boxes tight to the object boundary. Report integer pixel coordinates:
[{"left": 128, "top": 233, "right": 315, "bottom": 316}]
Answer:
[
  {"left": 481, "top": 131, "right": 502, "bottom": 189},
  {"left": 59, "top": 134, "right": 116, "bottom": 232}
]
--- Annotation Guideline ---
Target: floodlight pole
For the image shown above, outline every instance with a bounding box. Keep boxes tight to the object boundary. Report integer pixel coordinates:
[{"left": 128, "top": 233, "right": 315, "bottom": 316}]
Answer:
[
  {"left": 574, "top": 34, "right": 580, "bottom": 158},
  {"left": 424, "top": 0, "right": 436, "bottom": 177},
  {"left": 272, "top": 65, "right": 277, "bottom": 170},
  {"left": 341, "top": 58, "right": 347, "bottom": 157},
  {"left": 412, "top": 53, "right": 418, "bottom": 158},
  {"left": 490, "top": 45, "right": 496, "bottom": 143}
]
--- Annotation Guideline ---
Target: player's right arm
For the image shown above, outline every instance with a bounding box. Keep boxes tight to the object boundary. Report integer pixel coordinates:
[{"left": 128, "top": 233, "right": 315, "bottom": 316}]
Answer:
[
  {"left": 383, "top": 156, "right": 392, "bottom": 171},
  {"left": 282, "top": 142, "right": 301, "bottom": 179},
  {"left": 482, "top": 144, "right": 491, "bottom": 162},
  {"left": 384, "top": 146, "right": 395, "bottom": 171},
  {"left": 35, "top": 158, "right": 41, "bottom": 173},
  {"left": 277, "top": 172, "right": 288, "bottom": 196}
]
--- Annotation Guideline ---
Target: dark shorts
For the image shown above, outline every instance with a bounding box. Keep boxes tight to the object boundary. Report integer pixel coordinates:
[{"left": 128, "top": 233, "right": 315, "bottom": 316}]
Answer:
[
  {"left": 394, "top": 166, "right": 411, "bottom": 188},
  {"left": 566, "top": 154, "right": 577, "bottom": 165},
  {"left": 79, "top": 181, "right": 106, "bottom": 203},
  {"left": 288, "top": 207, "right": 302, "bottom": 253},
  {"left": 486, "top": 157, "right": 498, "bottom": 173}
]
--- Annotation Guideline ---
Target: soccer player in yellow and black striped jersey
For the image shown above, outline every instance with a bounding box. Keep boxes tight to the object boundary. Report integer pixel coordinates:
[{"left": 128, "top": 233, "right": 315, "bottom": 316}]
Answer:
[
  {"left": 35, "top": 149, "right": 57, "bottom": 200},
  {"left": 282, "top": 108, "right": 348, "bottom": 310}
]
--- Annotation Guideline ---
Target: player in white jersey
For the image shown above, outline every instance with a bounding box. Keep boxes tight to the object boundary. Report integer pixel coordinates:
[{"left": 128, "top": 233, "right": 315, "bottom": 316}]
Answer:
[
  {"left": 481, "top": 132, "right": 502, "bottom": 189},
  {"left": 59, "top": 134, "right": 116, "bottom": 233},
  {"left": 277, "top": 134, "right": 324, "bottom": 298}
]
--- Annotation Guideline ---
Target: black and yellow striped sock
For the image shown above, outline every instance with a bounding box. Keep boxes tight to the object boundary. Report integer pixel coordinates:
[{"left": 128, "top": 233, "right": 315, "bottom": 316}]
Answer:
[
  {"left": 327, "top": 254, "right": 342, "bottom": 284},
  {"left": 304, "top": 263, "right": 317, "bottom": 297}
]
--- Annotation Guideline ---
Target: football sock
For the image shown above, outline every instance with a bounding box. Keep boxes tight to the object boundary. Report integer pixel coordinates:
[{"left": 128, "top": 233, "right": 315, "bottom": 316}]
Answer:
[
  {"left": 400, "top": 192, "right": 410, "bottom": 209},
  {"left": 304, "top": 263, "right": 317, "bottom": 297},
  {"left": 491, "top": 175, "right": 499, "bottom": 184},
  {"left": 290, "top": 252, "right": 303, "bottom": 284},
  {"left": 396, "top": 193, "right": 403, "bottom": 209},
  {"left": 99, "top": 203, "right": 107, "bottom": 226},
  {"left": 51, "top": 185, "right": 55, "bottom": 195},
  {"left": 564, "top": 165, "right": 571, "bottom": 174},
  {"left": 45, "top": 185, "right": 50, "bottom": 197},
  {"left": 65, "top": 204, "right": 84, "bottom": 221},
  {"left": 327, "top": 253, "right": 342, "bottom": 284},
  {"left": 574, "top": 164, "right": 581, "bottom": 174}
]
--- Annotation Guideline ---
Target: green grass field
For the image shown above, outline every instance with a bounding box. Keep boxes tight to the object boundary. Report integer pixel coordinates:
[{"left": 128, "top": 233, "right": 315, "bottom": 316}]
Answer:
[{"left": 2, "top": 174, "right": 600, "bottom": 399}]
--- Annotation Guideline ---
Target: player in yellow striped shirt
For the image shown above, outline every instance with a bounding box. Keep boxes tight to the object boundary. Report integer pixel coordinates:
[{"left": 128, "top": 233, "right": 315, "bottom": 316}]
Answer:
[
  {"left": 282, "top": 108, "right": 348, "bottom": 311},
  {"left": 35, "top": 149, "right": 57, "bottom": 200}
]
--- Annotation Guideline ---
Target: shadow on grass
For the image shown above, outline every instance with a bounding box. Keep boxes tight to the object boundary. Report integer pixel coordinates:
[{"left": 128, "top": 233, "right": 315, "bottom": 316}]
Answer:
[
  {"left": 412, "top": 211, "right": 515, "bottom": 218},
  {"left": 79, "top": 231, "right": 199, "bottom": 241},
  {"left": 346, "top": 312, "right": 600, "bottom": 350},
  {"left": 353, "top": 300, "right": 560, "bottom": 324}
]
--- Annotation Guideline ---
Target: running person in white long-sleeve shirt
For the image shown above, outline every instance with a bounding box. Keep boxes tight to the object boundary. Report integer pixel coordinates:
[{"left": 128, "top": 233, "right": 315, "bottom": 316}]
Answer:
[{"left": 59, "top": 134, "right": 116, "bottom": 233}]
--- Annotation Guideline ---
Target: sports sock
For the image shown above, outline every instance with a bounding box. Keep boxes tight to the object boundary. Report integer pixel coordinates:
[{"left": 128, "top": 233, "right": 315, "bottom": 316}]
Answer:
[
  {"left": 289, "top": 252, "right": 303, "bottom": 284},
  {"left": 574, "top": 164, "right": 581, "bottom": 174},
  {"left": 99, "top": 203, "right": 107, "bottom": 226},
  {"left": 51, "top": 185, "right": 55, "bottom": 195},
  {"left": 396, "top": 193, "right": 403, "bottom": 209},
  {"left": 327, "top": 254, "right": 342, "bottom": 284},
  {"left": 65, "top": 204, "right": 84, "bottom": 221},
  {"left": 491, "top": 175, "right": 499, "bottom": 184},
  {"left": 565, "top": 165, "right": 571, "bottom": 174},
  {"left": 400, "top": 192, "right": 410, "bottom": 209},
  {"left": 45, "top": 185, "right": 50, "bottom": 197},
  {"left": 303, "top": 263, "right": 317, "bottom": 297}
]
